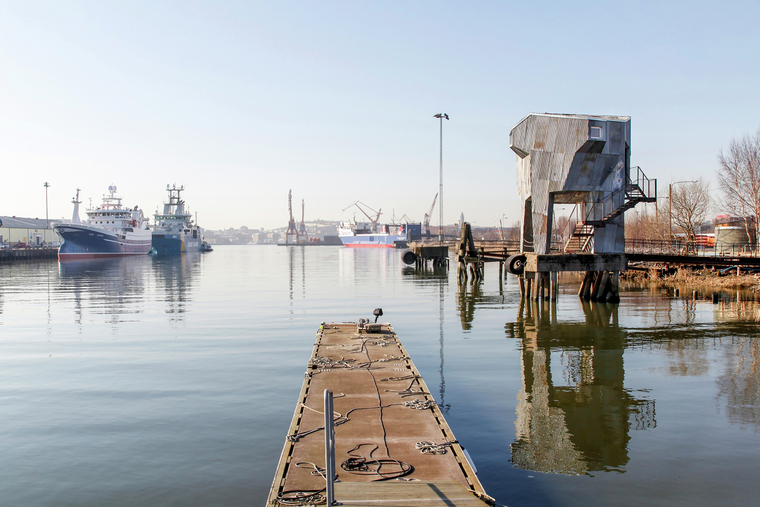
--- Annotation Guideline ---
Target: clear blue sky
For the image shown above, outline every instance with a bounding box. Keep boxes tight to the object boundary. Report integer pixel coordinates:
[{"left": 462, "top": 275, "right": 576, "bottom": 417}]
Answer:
[{"left": 2, "top": 1, "right": 759, "bottom": 230}]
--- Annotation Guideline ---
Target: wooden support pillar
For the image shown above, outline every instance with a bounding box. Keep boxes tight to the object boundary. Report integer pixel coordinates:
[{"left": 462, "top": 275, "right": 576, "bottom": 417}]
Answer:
[
  {"left": 525, "top": 276, "right": 532, "bottom": 300},
  {"left": 595, "top": 271, "right": 611, "bottom": 301},
  {"left": 581, "top": 271, "right": 595, "bottom": 300},
  {"left": 578, "top": 271, "right": 590, "bottom": 298},
  {"left": 550, "top": 271, "right": 558, "bottom": 302},
  {"left": 590, "top": 271, "right": 604, "bottom": 301},
  {"left": 519, "top": 277, "right": 525, "bottom": 297},
  {"left": 607, "top": 271, "right": 620, "bottom": 304}
]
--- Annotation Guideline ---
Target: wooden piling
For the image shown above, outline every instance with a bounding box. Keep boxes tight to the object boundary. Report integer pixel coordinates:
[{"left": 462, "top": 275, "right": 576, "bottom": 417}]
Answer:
[
  {"left": 550, "top": 271, "right": 558, "bottom": 302},
  {"left": 607, "top": 271, "right": 620, "bottom": 304}
]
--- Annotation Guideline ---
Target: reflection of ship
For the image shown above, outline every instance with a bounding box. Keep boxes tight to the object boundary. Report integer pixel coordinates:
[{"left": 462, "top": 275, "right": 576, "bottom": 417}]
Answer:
[
  {"left": 54, "top": 186, "right": 151, "bottom": 260},
  {"left": 152, "top": 185, "right": 209, "bottom": 254},
  {"left": 338, "top": 221, "right": 408, "bottom": 248},
  {"left": 57, "top": 256, "right": 151, "bottom": 324},
  {"left": 151, "top": 253, "right": 202, "bottom": 321},
  {"left": 506, "top": 300, "right": 656, "bottom": 474}
]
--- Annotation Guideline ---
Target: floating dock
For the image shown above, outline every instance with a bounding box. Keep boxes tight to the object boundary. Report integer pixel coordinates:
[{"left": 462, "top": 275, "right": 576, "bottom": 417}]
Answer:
[{"left": 267, "top": 321, "right": 492, "bottom": 507}]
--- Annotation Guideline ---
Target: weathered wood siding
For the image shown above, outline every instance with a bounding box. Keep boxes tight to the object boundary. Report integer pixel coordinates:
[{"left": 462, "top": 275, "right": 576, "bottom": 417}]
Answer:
[{"left": 510, "top": 113, "right": 630, "bottom": 254}]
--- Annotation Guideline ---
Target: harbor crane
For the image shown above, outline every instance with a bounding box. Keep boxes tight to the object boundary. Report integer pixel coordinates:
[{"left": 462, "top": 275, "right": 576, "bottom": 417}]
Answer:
[
  {"left": 299, "top": 199, "right": 308, "bottom": 242},
  {"left": 423, "top": 193, "right": 438, "bottom": 236},
  {"left": 342, "top": 201, "right": 382, "bottom": 233},
  {"left": 285, "top": 190, "right": 298, "bottom": 245}
]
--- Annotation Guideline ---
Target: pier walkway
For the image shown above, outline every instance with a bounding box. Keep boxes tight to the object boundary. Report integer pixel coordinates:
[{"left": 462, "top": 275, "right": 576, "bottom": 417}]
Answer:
[{"left": 267, "top": 322, "right": 491, "bottom": 507}]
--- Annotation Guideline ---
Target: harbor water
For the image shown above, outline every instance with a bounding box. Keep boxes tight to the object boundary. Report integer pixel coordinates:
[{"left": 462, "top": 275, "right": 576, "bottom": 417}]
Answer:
[{"left": 1, "top": 246, "right": 759, "bottom": 506}]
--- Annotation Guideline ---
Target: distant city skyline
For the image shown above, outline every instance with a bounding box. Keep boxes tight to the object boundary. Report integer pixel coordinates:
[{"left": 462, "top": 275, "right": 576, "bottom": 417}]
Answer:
[{"left": 2, "top": 1, "right": 759, "bottom": 230}]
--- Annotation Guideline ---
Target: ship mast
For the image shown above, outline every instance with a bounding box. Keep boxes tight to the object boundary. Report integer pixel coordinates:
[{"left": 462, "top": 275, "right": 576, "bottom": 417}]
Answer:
[{"left": 71, "top": 188, "right": 82, "bottom": 224}]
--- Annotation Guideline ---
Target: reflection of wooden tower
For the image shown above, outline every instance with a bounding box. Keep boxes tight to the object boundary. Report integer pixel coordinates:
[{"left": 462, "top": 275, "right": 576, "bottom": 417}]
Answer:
[
  {"left": 507, "top": 300, "right": 656, "bottom": 474},
  {"left": 286, "top": 190, "right": 298, "bottom": 245},
  {"left": 299, "top": 199, "right": 308, "bottom": 242}
]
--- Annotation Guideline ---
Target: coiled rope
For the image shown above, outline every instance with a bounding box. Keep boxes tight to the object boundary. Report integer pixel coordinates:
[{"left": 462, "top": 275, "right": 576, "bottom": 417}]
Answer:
[
  {"left": 340, "top": 443, "right": 414, "bottom": 481},
  {"left": 415, "top": 441, "right": 452, "bottom": 454}
]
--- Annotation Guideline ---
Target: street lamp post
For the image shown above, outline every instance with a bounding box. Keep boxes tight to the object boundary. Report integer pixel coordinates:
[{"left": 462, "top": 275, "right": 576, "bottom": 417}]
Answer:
[
  {"left": 669, "top": 180, "right": 697, "bottom": 241},
  {"left": 44, "top": 182, "right": 50, "bottom": 243},
  {"left": 434, "top": 113, "right": 449, "bottom": 243}
]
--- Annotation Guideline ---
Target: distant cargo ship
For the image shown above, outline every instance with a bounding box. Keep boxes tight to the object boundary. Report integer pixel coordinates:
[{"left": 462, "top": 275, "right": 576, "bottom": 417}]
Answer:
[
  {"left": 151, "top": 184, "right": 209, "bottom": 254},
  {"left": 338, "top": 222, "right": 417, "bottom": 248},
  {"left": 54, "top": 186, "right": 152, "bottom": 260}
]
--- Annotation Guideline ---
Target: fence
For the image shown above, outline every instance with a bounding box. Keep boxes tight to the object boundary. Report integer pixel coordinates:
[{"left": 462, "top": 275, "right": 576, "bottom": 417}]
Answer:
[{"left": 625, "top": 239, "right": 760, "bottom": 257}]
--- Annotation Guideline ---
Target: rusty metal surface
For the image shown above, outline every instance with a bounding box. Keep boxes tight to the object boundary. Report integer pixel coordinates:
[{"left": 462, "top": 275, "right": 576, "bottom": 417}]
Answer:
[{"left": 267, "top": 323, "right": 489, "bottom": 506}]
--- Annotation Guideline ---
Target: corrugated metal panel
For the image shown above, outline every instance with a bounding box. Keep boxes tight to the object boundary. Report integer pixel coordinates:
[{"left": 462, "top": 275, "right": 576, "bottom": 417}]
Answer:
[{"left": 509, "top": 113, "right": 631, "bottom": 254}]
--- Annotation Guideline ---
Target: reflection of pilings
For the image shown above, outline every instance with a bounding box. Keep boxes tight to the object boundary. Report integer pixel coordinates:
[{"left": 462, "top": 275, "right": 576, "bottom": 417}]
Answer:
[{"left": 525, "top": 272, "right": 558, "bottom": 302}]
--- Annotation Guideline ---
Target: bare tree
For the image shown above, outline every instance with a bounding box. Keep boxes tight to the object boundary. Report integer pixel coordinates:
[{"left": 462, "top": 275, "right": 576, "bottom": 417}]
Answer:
[
  {"left": 670, "top": 178, "right": 711, "bottom": 241},
  {"left": 625, "top": 207, "right": 668, "bottom": 241},
  {"left": 717, "top": 129, "right": 760, "bottom": 247}
]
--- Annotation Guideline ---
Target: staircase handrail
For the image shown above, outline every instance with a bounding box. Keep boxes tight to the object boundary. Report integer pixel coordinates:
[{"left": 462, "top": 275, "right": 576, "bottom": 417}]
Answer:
[
  {"left": 630, "top": 166, "right": 657, "bottom": 201},
  {"left": 582, "top": 166, "right": 657, "bottom": 225}
]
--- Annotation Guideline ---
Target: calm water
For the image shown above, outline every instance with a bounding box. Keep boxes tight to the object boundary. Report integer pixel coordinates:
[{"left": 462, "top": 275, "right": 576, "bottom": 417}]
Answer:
[{"left": 1, "top": 246, "right": 758, "bottom": 507}]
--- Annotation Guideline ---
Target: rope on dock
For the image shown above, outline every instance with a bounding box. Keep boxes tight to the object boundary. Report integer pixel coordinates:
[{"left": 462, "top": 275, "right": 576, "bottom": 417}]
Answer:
[
  {"left": 274, "top": 489, "right": 326, "bottom": 506},
  {"left": 340, "top": 444, "right": 414, "bottom": 481},
  {"left": 308, "top": 356, "right": 356, "bottom": 369},
  {"left": 415, "top": 441, "right": 453, "bottom": 454},
  {"left": 403, "top": 399, "right": 436, "bottom": 410}
]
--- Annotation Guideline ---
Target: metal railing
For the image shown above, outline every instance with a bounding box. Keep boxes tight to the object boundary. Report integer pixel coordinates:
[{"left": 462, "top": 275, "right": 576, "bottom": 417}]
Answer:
[
  {"left": 324, "top": 389, "right": 336, "bottom": 506},
  {"left": 630, "top": 166, "right": 657, "bottom": 201},
  {"left": 584, "top": 166, "right": 657, "bottom": 226},
  {"left": 625, "top": 239, "right": 760, "bottom": 257}
]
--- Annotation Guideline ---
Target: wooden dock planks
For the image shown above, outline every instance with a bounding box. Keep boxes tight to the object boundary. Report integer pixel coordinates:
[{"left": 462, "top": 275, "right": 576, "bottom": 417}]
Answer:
[{"left": 267, "top": 322, "right": 492, "bottom": 507}]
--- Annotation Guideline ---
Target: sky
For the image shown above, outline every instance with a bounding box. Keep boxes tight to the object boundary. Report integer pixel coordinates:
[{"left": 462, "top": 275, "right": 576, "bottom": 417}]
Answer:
[{"left": 2, "top": 1, "right": 759, "bottom": 231}]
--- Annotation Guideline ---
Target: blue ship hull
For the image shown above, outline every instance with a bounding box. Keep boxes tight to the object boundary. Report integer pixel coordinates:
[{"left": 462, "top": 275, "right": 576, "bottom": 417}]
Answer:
[
  {"left": 55, "top": 225, "right": 152, "bottom": 260},
  {"left": 152, "top": 233, "right": 202, "bottom": 254}
]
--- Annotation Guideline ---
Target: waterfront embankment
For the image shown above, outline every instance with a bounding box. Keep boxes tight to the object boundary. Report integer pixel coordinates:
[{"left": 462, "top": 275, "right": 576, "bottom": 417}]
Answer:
[
  {"left": 624, "top": 266, "right": 760, "bottom": 293},
  {"left": 0, "top": 247, "right": 58, "bottom": 262}
]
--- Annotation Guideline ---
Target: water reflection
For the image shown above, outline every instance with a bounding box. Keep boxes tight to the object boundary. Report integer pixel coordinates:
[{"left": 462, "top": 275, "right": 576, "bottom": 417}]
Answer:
[
  {"left": 713, "top": 298, "right": 760, "bottom": 430},
  {"left": 505, "top": 300, "right": 656, "bottom": 475},
  {"left": 58, "top": 257, "right": 150, "bottom": 326},
  {"left": 151, "top": 254, "right": 203, "bottom": 321},
  {"left": 56, "top": 255, "right": 200, "bottom": 325},
  {"left": 456, "top": 280, "right": 508, "bottom": 331}
]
